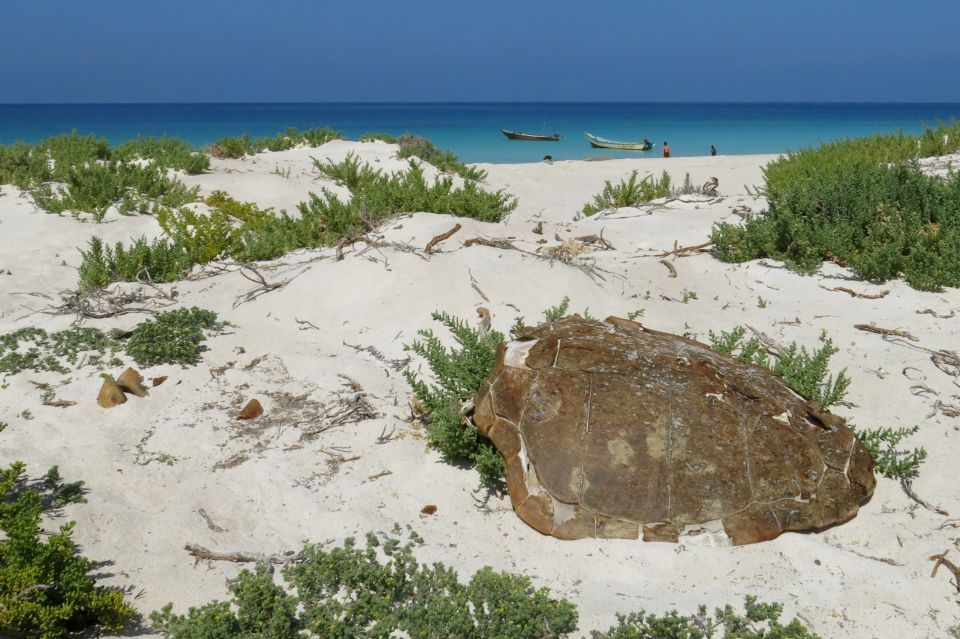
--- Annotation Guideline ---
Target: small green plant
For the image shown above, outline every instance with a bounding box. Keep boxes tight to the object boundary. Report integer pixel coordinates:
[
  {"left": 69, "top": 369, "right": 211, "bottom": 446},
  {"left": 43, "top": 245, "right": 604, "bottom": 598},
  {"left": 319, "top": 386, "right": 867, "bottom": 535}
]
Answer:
[
  {"left": 313, "top": 152, "right": 382, "bottom": 191},
  {"left": 404, "top": 311, "right": 506, "bottom": 491},
  {"left": 707, "top": 326, "right": 850, "bottom": 408},
  {"left": 681, "top": 289, "right": 698, "bottom": 304},
  {"left": 0, "top": 462, "right": 134, "bottom": 638},
  {"left": 125, "top": 307, "right": 224, "bottom": 367},
  {"left": 0, "top": 325, "right": 123, "bottom": 375},
  {"left": 627, "top": 309, "right": 645, "bottom": 320},
  {"left": 856, "top": 425, "right": 927, "bottom": 479},
  {"left": 151, "top": 533, "right": 577, "bottom": 639},
  {"left": 208, "top": 126, "right": 342, "bottom": 158},
  {"left": 583, "top": 170, "right": 672, "bottom": 215},
  {"left": 757, "top": 296, "right": 768, "bottom": 309},
  {"left": 360, "top": 132, "right": 397, "bottom": 143},
  {"left": 592, "top": 595, "right": 819, "bottom": 639},
  {"left": 396, "top": 132, "right": 486, "bottom": 181}
]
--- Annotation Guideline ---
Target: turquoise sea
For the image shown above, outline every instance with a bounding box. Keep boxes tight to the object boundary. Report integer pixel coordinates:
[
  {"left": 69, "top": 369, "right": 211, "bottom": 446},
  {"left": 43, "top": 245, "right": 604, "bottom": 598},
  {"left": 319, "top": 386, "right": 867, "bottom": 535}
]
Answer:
[{"left": 1, "top": 102, "right": 959, "bottom": 164}]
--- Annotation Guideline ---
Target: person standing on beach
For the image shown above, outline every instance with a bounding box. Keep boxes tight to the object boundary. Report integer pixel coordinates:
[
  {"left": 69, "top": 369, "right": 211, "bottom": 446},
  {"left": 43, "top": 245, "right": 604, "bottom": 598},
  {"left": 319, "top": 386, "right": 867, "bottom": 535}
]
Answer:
[
  {"left": 662, "top": 142, "right": 671, "bottom": 158},
  {"left": 711, "top": 145, "right": 717, "bottom": 156}
]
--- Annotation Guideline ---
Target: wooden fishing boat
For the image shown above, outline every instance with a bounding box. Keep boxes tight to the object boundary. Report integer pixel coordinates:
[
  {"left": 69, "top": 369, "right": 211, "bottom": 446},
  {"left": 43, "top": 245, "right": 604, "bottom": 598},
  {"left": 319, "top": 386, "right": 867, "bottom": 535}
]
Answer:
[
  {"left": 501, "top": 129, "right": 562, "bottom": 141},
  {"left": 585, "top": 133, "right": 654, "bottom": 151}
]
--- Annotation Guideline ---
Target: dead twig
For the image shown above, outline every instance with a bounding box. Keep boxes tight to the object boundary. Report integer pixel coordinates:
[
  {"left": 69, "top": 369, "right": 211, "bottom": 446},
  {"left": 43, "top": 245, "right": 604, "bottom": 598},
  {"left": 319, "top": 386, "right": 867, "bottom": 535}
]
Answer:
[
  {"left": 659, "top": 259, "right": 677, "bottom": 278},
  {"left": 367, "top": 469, "right": 392, "bottom": 481},
  {"left": 929, "top": 549, "right": 960, "bottom": 593},
  {"left": 820, "top": 286, "right": 890, "bottom": 300},
  {"left": 656, "top": 240, "right": 713, "bottom": 259},
  {"left": 198, "top": 508, "right": 226, "bottom": 533},
  {"left": 336, "top": 233, "right": 369, "bottom": 261},
  {"left": 917, "top": 308, "right": 956, "bottom": 319},
  {"left": 902, "top": 478, "right": 949, "bottom": 516},
  {"left": 185, "top": 543, "right": 304, "bottom": 566},
  {"left": 854, "top": 324, "right": 918, "bottom": 342},
  {"left": 295, "top": 318, "right": 321, "bottom": 331},
  {"left": 424, "top": 223, "right": 462, "bottom": 253},
  {"left": 376, "top": 424, "right": 396, "bottom": 444},
  {"left": 233, "top": 263, "right": 303, "bottom": 308}
]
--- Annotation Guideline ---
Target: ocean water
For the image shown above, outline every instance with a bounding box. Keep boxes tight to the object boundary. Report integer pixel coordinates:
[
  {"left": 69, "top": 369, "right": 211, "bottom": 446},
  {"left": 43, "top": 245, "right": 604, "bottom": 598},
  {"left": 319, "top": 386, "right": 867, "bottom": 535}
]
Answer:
[{"left": 1, "top": 102, "right": 959, "bottom": 164}]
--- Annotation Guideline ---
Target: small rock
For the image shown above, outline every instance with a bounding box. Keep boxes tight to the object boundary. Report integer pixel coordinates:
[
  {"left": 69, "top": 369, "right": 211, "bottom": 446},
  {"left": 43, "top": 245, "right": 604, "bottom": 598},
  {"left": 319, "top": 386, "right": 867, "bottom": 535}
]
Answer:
[
  {"left": 97, "top": 379, "right": 127, "bottom": 408},
  {"left": 151, "top": 376, "right": 168, "bottom": 387},
  {"left": 116, "top": 367, "right": 149, "bottom": 397},
  {"left": 420, "top": 504, "right": 438, "bottom": 515},
  {"left": 237, "top": 399, "right": 263, "bottom": 420}
]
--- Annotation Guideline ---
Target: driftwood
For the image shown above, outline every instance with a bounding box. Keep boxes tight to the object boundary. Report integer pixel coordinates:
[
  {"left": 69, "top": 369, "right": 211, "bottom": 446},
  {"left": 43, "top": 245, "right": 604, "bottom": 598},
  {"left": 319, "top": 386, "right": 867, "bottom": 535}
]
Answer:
[
  {"left": 464, "top": 236, "right": 519, "bottom": 250},
  {"left": 821, "top": 286, "right": 889, "bottom": 300},
  {"left": 929, "top": 549, "right": 960, "bottom": 593},
  {"left": 424, "top": 223, "right": 461, "bottom": 253},
  {"left": 656, "top": 240, "right": 713, "bottom": 259},
  {"left": 367, "top": 469, "right": 392, "bottom": 481},
  {"left": 575, "top": 231, "right": 615, "bottom": 251},
  {"left": 902, "top": 478, "right": 949, "bottom": 516},
  {"left": 233, "top": 263, "right": 304, "bottom": 308},
  {"left": 659, "top": 259, "right": 677, "bottom": 278},
  {"left": 916, "top": 308, "right": 956, "bottom": 319},
  {"left": 854, "top": 324, "right": 918, "bottom": 342},
  {"left": 185, "top": 543, "right": 303, "bottom": 567},
  {"left": 336, "top": 233, "right": 369, "bottom": 261}
]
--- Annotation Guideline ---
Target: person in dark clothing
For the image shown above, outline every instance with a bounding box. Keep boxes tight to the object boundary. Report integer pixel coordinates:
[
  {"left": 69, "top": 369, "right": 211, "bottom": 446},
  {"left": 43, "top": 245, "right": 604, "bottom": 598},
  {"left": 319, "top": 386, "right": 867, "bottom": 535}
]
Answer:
[
  {"left": 662, "top": 141, "right": 671, "bottom": 158},
  {"left": 710, "top": 145, "right": 717, "bottom": 156}
]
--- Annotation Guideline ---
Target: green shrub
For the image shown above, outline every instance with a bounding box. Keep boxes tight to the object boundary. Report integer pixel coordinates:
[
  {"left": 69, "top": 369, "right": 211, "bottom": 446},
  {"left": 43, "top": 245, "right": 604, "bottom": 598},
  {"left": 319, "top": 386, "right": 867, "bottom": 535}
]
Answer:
[
  {"left": 151, "top": 532, "right": 577, "bottom": 639},
  {"left": 0, "top": 325, "right": 123, "bottom": 375},
  {"left": 707, "top": 326, "right": 850, "bottom": 408},
  {"left": 711, "top": 122, "right": 960, "bottom": 290},
  {"left": 396, "top": 132, "right": 487, "bottom": 181},
  {"left": 0, "top": 462, "right": 134, "bottom": 638},
  {"left": 208, "top": 127, "right": 342, "bottom": 158},
  {"left": 593, "top": 596, "right": 819, "bottom": 639},
  {"left": 125, "top": 307, "right": 224, "bottom": 367},
  {"left": 856, "top": 425, "right": 927, "bottom": 479},
  {"left": 583, "top": 170, "right": 672, "bottom": 215},
  {"left": 405, "top": 311, "right": 506, "bottom": 491},
  {"left": 78, "top": 235, "right": 194, "bottom": 290},
  {"left": 313, "top": 152, "right": 382, "bottom": 191},
  {"left": 360, "top": 132, "right": 397, "bottom": 143},
  {"left": 113, "top": 136, "right": 210, "bottom": 174}
]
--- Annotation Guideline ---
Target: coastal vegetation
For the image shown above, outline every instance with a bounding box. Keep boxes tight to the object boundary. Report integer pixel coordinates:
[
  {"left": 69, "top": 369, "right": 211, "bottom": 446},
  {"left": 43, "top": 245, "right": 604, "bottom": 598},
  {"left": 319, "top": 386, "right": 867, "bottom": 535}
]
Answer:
[
  {"left": 207, "top": 126, "right": 342, "bottom": 158},
  {"left": 150, "top": 531, "right": 817, "bottom": 639},
  {"left": 0, "top": 307, "right": 223, "bottom": 375},
  {"left": 711, "top": 121, "right": 960, "bottom": 290},
  {"left": 0, "top": 132, "right": 207, "bottom": 222},
  {"left": 77, "top": 156, "right": 516, "bottom": 290},
  {"left": 582, "top": 170, "right": 672, "bottom": 215},
  {"left": 0, "top": 461, "right": 134, "bottom": 638}
]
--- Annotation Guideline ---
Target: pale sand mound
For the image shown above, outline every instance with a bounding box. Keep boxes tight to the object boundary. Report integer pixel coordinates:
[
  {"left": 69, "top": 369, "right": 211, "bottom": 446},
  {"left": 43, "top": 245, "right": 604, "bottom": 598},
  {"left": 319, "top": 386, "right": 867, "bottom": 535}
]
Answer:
[{"left": 1, "top": 142, "right": 958, "bottom": 637}]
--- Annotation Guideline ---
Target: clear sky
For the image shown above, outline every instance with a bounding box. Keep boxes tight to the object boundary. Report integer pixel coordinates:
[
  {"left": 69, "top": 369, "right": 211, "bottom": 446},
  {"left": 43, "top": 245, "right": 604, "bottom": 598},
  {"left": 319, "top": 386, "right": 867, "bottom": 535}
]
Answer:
[{"left": 2, "top": 0, "right": 957, "bottom": 103}]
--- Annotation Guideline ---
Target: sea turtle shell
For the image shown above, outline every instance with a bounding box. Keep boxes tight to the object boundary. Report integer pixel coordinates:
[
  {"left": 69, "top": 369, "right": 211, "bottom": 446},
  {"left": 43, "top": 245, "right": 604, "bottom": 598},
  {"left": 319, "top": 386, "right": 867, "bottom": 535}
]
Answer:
[{"left": 473, "top": 316, "right": 875, "bottom": 545}]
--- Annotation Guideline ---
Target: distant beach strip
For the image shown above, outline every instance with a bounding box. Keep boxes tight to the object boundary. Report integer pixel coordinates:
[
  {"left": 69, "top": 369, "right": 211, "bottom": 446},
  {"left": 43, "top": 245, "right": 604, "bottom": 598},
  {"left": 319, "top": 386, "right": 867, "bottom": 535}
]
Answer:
[{"left": 1, "top": 102, "right": 959, "bottom": 163}]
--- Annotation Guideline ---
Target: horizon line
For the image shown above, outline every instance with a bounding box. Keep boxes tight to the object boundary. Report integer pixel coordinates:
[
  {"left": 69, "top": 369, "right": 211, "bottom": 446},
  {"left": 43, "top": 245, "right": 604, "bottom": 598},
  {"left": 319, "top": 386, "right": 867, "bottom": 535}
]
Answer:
[{"left": 3, "top": 100, "right": 960, "bottom": 106}]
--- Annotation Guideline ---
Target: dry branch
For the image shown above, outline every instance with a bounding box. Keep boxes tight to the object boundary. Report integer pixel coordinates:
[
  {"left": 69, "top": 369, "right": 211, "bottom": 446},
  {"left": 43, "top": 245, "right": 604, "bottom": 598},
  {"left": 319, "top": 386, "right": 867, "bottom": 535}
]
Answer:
[
  {"left": 656, "top": 240, "right": 713, "bottom": 259},
  {"left": 902, "top": 477, "right": 949, "bottom": 516},
  {"left": 929, "top": 549, "right": 960, "bottom": 593},
  {"left": 854, "top": 324, "right": 918, "bottom": 342},
  {"left": 820, "top": 286, "right": 889, "bottom": 300},
  {"left": 659, "top": 259, "right": 677, "bottom": 278},
  {"left": 424, "top": 223, "right": 461, "bottom": 253},
  {"left": 185, "top": 543, "right": 303, "bottom": 566}
]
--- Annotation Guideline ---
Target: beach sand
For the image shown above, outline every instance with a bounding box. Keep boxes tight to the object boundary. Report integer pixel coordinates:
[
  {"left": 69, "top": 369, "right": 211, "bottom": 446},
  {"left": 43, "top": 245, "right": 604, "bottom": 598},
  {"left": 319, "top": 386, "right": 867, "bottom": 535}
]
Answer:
[{"left": 1, "top": 141, "right": 958, "bottom": 637}]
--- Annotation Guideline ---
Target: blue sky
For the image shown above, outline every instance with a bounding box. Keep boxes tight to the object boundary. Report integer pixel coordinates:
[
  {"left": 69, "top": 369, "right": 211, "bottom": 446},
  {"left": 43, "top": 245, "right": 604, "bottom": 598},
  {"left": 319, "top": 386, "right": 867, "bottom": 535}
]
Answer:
[{"left": 2, "top": 0, "right": 957, "bottom": 103}]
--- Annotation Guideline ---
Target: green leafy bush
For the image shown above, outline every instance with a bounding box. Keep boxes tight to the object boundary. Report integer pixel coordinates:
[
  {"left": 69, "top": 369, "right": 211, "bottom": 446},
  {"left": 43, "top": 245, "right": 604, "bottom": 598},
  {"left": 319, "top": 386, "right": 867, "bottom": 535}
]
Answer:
[
  {"left": 208, "top": 127, "right": 342, "bottom": 158},
  {"left": 707, "top": 326, "right": 850, "bottom": 408},
  {"left": 78, "top": 235, "right": 194, "bottom": 290},
  {"left": 0, "top": 132, "right": 208, "bottom": 221},
  {"left": 583, "top": 170, "right": 672, "bottom": 215},
  {"left": 396, "top": 132, "right": 487, "bottom": 181},
  {"left": 0, "top": 325, "right": 123, "bottom": 375},
  {"left": 0, "top": 462, "right": 134, "bottom": 638},
  {"left": 151, "top": 532, "right": 577, "bottom": 639},
  {"left": 711, "top": 122, "right": 960, "bottom": 290},
  {"left": 360, "top": 132, "right": 397, "bottom": 143},
  {"left": 405, "top": 311, "right": 506, "bottom": 491},
  {"left": 593, "top": 595, "right": 819, "bottom": 639},
  {"left": 126, "top": 307, "right": 224, "bottom": 367},
  {"left": 313, "top": 152, "right": 382, "bottom": 191},
  {"left": 856, "top": 425, "right": 927, "bottom": 479}
]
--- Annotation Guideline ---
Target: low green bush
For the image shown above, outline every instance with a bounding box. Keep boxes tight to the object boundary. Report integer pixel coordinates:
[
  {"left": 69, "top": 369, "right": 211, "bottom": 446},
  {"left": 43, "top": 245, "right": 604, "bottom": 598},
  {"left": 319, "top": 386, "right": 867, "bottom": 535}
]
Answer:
[
  {"left": 405, "top": 311, "right": 506, "bottom": 491},
  {"left": 151, "top": 531, "right": 578, "bottom": 639},
  {"left": 0, "top": 307, "right": 223, "bottom": 375},
  {"left": 78, "top": 235, "right": 194, "bottom": 290},
  {"left": 707, "top": 326, "right": 850, "bottom": 408},
  {"left": 313, "top": 151, "right": 382, "bottom": 191},
  {"left": 360, "top": 132, "right": 397, "bottom": 143},
  {"left": 126, "top": 307, "right": 224, "bottom": 367},
  {"left": 711, "top": 122, "right": 960, "bottom": 290},
  {"left": 583, "top": 170, "right": 672, "bottom": 215},
  {"left": 0, "top": 132, "right": 208, "bottom": 221},
  {"left": 0, "top": 461, "right": 134, "bottom": 638},
  {"left": 856, "top": 425, "right": 927, "bottom": 480},
  {"left": 208, "top": 127, "right": 342, "bottom": 158},
  {"left": 396, "top": 132, "right": 487, "bottom": 181}
]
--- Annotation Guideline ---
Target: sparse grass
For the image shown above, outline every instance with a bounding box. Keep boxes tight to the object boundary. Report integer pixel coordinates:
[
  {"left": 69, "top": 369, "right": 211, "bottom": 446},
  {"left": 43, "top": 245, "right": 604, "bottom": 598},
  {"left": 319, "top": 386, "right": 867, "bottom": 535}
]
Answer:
[
  {"left": 711, "top": 121, "right": 960, "bottom": 291},
  {"left": 583, "top": 170, "right": 672, "bottom": 215}
]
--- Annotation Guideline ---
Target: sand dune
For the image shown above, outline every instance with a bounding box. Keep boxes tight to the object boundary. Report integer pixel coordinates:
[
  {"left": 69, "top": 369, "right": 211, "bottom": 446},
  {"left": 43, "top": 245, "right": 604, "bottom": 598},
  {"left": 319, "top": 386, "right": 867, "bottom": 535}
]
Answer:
[{"left": 1, "top": 142, "right": 957, "bottom": 637}]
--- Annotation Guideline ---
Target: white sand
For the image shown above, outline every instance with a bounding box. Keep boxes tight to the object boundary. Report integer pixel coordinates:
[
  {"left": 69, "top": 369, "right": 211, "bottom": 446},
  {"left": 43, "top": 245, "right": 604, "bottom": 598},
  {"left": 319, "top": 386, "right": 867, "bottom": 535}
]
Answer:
[{"left": 1, "top": 142, "right": 958, "bottom": 637}]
